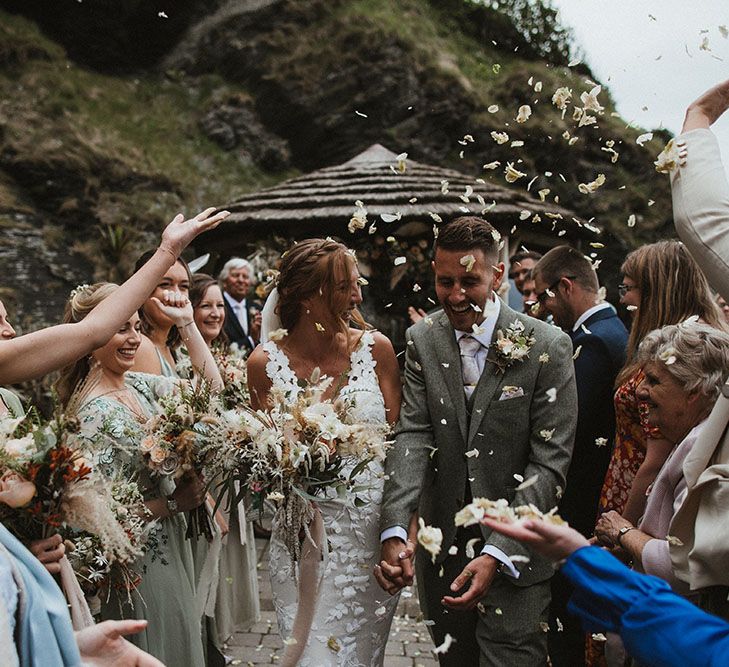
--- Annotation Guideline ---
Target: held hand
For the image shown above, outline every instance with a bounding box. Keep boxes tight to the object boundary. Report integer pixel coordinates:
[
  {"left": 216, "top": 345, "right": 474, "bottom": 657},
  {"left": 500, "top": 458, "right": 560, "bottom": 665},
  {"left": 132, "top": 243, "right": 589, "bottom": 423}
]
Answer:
[
  {"left": 29, "top": 534, "right": 65, "bottom": 575},
  {"left": 481, "top": 518, "right": 589, "bottom": 562},
  {"left": 375, "top": 537, "right": 415, "bottom": 595},
  {"left": 75, "top": 619, "right": 164, "bottom": 666},
  {"left": 442, "top": 554, "right": 498, "bottom": 611},
  {"left": 150, "top": 291, "right": 194, "bottom": 328},
  {"left": 594, "top": 511, "right": 633, "bottom": 549},
  {"left": 682, "top": 78, "right": 729, "bottom": 132},
  {"left": 159, "top": 208, "right": 230, "bottom": 259},
  {"left": 171, "top": 471, "right": 206, "bottom": 513}
]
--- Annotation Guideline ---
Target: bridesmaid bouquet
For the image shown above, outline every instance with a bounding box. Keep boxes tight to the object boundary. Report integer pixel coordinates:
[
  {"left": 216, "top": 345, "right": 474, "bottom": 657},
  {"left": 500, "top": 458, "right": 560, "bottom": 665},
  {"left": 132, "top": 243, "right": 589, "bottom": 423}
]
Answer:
[
  {"left": 65, "top": 476, "right": 156, "bottom": 600},
  {"left": 178, "top": 344, "right": 250, "bottom": 408},
  {"left": 206, "top": 369, "right": 391, "bottom": 560},
  {"left": 139, "top": 380, "right": 221, "bottom": 540},
  {"left": 0, "top": 411, "right": 151, "bottom": 596}
]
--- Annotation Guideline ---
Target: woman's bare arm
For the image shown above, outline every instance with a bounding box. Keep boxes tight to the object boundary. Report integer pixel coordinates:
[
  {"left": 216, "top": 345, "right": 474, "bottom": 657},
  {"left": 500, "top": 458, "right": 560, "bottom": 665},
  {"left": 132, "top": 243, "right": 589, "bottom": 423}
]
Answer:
[
  {"left": 0, "top": 209, "right": 228, "bottom": 384},
  {"left": 246, "top": 345, "right": 273, "bottom": 411}
]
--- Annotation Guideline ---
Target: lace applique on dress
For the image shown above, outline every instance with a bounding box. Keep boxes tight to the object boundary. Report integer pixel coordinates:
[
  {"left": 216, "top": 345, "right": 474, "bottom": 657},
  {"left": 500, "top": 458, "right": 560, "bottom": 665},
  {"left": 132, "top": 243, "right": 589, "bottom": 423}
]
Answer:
[{"left": 263, "top": 333, "right": 399, "bottom": 666}]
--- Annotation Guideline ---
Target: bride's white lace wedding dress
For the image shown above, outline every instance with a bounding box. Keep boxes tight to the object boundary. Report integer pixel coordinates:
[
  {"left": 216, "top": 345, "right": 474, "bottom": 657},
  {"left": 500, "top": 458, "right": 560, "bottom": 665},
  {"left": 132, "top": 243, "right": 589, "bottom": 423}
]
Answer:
[{"left": 263, "top": 332, "right": 400, "bottom": 666}]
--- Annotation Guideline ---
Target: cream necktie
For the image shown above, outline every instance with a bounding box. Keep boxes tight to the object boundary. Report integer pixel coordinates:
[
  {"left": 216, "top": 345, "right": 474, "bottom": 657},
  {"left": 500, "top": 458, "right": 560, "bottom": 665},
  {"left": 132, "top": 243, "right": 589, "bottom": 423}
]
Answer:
[{"left": 459, "top": 334, "right": 482, "bottom": 397}]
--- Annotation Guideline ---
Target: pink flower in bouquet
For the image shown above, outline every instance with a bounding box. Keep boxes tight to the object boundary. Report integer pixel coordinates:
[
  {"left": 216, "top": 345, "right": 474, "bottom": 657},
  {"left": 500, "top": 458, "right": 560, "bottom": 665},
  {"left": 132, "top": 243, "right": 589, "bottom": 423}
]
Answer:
[
  {"left": 140, "top": 435, "right": 156, "bottom": 453},
  {"left": 149, "top": 445, "right": 167, "bottom": 464},
  {"left": 0, "top": 470, "right": 37, "bottom": 508}
]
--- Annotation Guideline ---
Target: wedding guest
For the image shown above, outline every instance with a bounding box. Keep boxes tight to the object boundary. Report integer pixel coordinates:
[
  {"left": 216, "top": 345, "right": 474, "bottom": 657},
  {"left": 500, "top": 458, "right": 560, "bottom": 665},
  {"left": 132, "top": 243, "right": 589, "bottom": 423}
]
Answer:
[
  {"left": 189, "top": 274, "right": 261, "bottom": 649},
  {"left": 508, "top": 249, "right": 542, "bottom": 294},
  {"left": 598, "top": 241, "right": 724, "bottom": 525},
  {"left": 247, "top": 238, "right": 403, "bottom": 665},
  {"left": 0, "top": 208, "right": 227, "bottom": 665},
  {"left": 593, "top": 322, "right": 729, "bottom": 662},
  {"left": 481, "top": 518, "right": 729, "bottom": 667},
  {"left": 666, "top": 78, "right": 729, "bottom": 620},
  {"left": 532, "top": 245, "right": 628, "bottom": 666},
  {"left": 56, "top": 282, "right": 222, "bottom": 666},
  {"left": 131, "top": 252, "right": 192, "bottom": 377},
  {"left": 219, "top": 258, "right": 259, "bottom": 353},
  {"left": 378, "top": 217, "right": 577, "bottom": 666},
  {"left": 520, "top": 273, "right": 540, "bottom": 315}
]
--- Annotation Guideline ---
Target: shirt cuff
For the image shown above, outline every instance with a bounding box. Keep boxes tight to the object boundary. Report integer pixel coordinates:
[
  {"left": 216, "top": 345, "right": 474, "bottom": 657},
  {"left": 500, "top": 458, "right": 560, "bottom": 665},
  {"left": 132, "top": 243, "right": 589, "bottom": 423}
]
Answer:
[
  {"left": 481, "top": 545, "right": 520, "bottom": 579},
  {"left": 381, "top": 526, "right": 408, "bottom": 544}
]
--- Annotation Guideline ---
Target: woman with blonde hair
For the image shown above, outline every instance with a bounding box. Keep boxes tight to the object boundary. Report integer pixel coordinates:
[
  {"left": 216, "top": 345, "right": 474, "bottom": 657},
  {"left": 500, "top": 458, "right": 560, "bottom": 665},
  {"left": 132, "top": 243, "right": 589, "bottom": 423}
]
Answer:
[
  {"left": 0, "top": 208, "right": 227, "bottom": 666},
  {"left": 247, "top": 238, "right": 402, "bottom": 666},
  {"left": 599, "top": 240, "right": 726, "bottom": 524},
  {"left": 57, "top": 281, "right": 222, "bottom": 666}
]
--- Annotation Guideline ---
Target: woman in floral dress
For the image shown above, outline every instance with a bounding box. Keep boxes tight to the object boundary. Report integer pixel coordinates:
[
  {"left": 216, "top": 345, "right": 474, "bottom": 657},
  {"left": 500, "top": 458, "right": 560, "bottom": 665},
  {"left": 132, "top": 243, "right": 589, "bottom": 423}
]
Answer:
[{"left": 57, "top": 282, "right": 222, "bottom": 666}]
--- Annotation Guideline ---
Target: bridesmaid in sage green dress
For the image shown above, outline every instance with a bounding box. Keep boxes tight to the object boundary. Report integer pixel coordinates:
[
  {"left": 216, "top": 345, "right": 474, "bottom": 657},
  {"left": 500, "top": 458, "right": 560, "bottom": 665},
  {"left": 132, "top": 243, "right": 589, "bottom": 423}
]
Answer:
[{"left": 57, "top": 281, "right": 222, "bottom": 666}]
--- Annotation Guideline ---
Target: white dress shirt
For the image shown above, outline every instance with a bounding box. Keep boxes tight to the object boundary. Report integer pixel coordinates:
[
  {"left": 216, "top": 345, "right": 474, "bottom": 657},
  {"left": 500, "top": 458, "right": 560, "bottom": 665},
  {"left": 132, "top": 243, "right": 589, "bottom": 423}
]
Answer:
[
  {"left": 572, "top": 302, "right": 612, "bottom": 333},
  {"left": 381, "top": 295, "right": 519, "bottom": 578}
]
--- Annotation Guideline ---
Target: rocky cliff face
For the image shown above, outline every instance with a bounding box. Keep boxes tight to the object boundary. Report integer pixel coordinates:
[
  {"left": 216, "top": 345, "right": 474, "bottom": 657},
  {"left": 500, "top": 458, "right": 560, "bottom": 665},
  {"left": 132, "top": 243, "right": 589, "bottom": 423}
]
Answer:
[{"left": 0, "top": 0, "right": 673, "bottom": 326}]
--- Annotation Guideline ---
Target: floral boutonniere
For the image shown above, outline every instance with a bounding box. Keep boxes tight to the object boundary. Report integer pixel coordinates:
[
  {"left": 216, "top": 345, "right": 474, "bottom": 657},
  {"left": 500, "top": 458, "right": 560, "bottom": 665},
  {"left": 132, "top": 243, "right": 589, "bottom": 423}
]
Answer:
[{"left": 488, "top": 319, "right": 536, "bottom": 374}]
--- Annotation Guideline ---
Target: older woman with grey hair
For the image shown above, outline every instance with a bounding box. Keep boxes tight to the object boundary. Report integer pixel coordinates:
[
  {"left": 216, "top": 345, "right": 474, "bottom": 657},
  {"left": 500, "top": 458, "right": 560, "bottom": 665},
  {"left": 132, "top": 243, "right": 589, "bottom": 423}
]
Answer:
[
  {"left": 595, "top": 321, "right": 729, "bottom": 593},
  {"left": 593, "top": 321, "right": 729, "bottom": 664}
]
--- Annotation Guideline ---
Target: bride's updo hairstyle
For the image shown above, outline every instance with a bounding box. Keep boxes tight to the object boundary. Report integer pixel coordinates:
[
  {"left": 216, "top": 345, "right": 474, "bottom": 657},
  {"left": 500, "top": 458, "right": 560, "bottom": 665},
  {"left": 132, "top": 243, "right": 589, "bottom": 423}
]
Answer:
[
  {"left": 56, "top": 282, "right": 118, "bottom": 407},
  {"left": 276, "top": 238, "right": 368, "bottom": 341}
]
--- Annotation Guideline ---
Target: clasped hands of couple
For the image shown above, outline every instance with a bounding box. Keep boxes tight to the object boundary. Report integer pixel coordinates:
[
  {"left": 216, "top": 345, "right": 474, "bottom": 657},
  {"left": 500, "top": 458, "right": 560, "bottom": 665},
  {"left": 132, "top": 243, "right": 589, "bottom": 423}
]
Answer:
[{"left": 374, "top": 515, "right": 500, "bottom": 611}]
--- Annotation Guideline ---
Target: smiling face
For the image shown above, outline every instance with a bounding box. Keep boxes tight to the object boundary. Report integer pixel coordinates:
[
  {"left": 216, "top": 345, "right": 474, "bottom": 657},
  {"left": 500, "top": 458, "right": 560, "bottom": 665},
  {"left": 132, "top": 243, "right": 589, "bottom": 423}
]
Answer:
[
  {"left": 509, "top": 257, "right": 537, "bottom": 293},
  {"left": 433, "top": 248, "right": 504, "bottom": 332},
  {"left": 636, "top": 360, "right": 706, "bottom": 443},
  {"left": 305, "top": 263, "right": 363, "bottom": 329},
  {"left": 92, "top": 313, "right": 142, "bottom": 376},
  {"left": 194, "top": 284, "right": 225, "bottom": 345},
  {"left": 224, "top": 266, "right": 251, "bottom": 302},
  {"left": 144, "top": 261, "right": 190, "bottom": 328},
  {"left": 0, "top": 300, "right": 16, "bottom": 340}
]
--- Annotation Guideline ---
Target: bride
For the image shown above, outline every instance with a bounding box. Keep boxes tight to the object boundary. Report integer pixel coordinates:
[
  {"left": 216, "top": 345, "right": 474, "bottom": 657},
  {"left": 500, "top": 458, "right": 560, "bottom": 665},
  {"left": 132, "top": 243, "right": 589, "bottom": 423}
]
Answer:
[{"left": 247, "top": 238, "right": 403, "bottom": 666}]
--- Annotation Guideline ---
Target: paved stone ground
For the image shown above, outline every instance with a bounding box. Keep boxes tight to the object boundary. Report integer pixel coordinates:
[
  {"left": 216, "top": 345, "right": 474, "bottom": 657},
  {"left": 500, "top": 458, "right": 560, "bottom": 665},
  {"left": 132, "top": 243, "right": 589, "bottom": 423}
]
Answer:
[{"left": 224, "top": 538, "right": 438, "bottom": 666}]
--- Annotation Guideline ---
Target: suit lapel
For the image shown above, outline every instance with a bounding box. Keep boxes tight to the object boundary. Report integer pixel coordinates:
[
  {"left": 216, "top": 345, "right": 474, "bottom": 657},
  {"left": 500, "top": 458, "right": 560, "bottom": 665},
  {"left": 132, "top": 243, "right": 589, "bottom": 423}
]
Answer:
[
  {"left": 432, "top": 312, "right": 469, "bottom": 443},
  {"left": 225, "top": 298, "right": 247, "bottom": 339},
  {"left": 467, "top": 302, "right": 516, "bottom": 445}
]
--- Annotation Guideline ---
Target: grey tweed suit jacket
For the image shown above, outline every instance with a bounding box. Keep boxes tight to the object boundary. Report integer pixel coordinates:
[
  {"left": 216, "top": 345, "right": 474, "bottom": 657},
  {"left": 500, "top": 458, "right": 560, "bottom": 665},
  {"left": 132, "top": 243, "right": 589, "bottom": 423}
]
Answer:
[{"left": 381, "top": 300, "right": 577, "bottom": 586}]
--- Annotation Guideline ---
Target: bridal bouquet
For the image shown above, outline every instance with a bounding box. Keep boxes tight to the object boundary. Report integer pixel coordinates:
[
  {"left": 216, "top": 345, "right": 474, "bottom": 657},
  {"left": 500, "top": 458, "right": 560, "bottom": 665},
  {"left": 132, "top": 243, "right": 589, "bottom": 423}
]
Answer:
[
  {"left": 139, "top": 380, "right": 221, "bottom": 540},
  {"left": 0, "top": 411, "right": 151, "bottom": 596},
  {"left": 207, "top": 369, "right": 391, "bottom": 560}
]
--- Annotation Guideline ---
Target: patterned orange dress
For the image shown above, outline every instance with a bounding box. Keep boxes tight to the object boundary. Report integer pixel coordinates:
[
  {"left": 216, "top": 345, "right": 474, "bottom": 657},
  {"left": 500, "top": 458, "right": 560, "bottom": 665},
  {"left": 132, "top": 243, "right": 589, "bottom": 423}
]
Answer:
[
  {"left": 598, "top": 368, "right": 662, "bottom": 516},
  {"left": 586, "top": 368, "right": 663, "bottom": 665}
]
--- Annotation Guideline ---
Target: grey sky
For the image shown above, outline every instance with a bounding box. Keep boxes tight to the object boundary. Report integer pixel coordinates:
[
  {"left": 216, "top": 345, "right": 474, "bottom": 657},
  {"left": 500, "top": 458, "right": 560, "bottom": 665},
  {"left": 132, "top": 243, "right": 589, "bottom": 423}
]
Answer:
[{"left": 551, "top": 0, "right": 729, "bottom": 160}]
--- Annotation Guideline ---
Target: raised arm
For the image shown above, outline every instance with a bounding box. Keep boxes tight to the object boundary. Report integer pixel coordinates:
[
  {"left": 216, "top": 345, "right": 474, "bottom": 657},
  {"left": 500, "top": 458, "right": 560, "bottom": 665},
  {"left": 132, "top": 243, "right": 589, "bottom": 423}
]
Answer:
[
  {"left": 154, "top": 293, "right": 223, "bottom": 392},
  {"left": 0, "top": 208, "right": 228, "bottom": 384},
  {"left": 671, "top": 80, "right": 729, "bottom": 299}
]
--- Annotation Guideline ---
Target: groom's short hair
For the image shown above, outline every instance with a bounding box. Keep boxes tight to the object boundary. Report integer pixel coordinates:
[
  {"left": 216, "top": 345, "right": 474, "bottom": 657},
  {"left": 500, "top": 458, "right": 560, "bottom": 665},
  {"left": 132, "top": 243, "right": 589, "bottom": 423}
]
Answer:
[{"left": 435, "top": 216, "right": 500, "bottom": 261}]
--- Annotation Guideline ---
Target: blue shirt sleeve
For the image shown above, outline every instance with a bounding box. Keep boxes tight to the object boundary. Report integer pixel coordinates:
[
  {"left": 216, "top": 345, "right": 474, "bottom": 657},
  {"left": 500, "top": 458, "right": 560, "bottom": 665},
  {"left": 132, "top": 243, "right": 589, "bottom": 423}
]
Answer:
[{"left": 561, "top": 546, "right": 729, "bottom": 667}]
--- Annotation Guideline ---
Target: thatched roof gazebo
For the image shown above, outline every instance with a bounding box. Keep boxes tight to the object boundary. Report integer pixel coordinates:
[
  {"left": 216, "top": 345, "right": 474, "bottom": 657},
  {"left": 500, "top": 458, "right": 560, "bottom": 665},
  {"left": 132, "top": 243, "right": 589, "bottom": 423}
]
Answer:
[
  {"left": 199, "top": 143, "right": 597, "bottom": 255},
  {"left": 197, "top": 144, "right": 597, "bottom": 346}
]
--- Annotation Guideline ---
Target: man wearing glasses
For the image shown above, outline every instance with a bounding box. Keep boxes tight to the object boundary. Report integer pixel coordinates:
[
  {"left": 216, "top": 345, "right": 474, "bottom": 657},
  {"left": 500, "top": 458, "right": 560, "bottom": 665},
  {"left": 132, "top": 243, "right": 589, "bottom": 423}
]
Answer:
[{"left": 531, "top": 245, "right": 628, "bottom": 667}]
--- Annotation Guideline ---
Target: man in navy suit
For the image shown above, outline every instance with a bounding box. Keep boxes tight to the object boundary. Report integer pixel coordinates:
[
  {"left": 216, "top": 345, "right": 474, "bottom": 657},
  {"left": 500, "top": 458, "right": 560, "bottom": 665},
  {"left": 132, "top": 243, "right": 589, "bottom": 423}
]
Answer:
[
  {"left": 219, "top": 257, "right": 259, "bottom": 354},
  {"left": 532, "top": 245, "right": 628, "bottom": 666}
]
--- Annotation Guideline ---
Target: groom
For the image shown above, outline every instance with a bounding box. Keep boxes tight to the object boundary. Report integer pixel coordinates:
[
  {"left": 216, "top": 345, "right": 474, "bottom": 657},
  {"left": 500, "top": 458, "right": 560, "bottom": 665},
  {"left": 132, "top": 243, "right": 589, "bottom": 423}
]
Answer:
[{"left": 377, "top": 217, "right": 577, "bottom": 665}]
